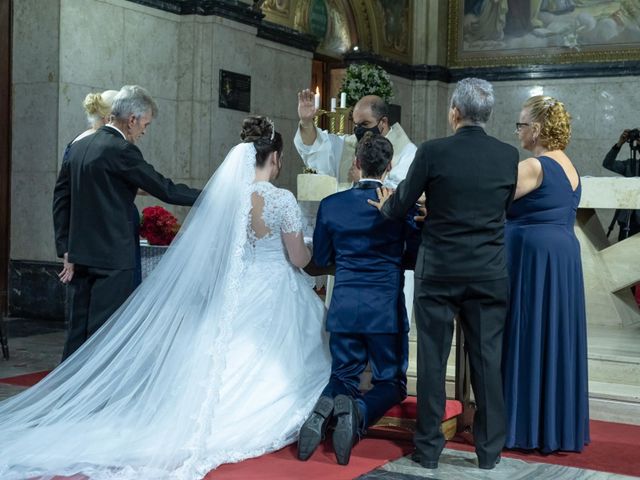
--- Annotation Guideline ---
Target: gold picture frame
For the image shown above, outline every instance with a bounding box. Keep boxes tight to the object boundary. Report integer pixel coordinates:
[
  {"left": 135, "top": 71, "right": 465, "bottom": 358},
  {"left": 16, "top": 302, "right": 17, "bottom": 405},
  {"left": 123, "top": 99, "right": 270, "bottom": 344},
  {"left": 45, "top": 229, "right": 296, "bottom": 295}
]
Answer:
[{"left": 448, "top": 0, "right": 640, "bottom": 68}]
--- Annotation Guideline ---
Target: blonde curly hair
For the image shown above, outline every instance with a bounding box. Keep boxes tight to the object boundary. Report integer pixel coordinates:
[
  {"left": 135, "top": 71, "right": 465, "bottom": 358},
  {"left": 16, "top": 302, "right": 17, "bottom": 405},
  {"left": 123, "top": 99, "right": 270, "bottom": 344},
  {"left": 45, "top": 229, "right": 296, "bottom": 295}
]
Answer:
[
  {"left": 82, "top": 90, "right": 118, "bottom": 127},
  {"left": 523, "top": 95, "right": 571, "bottom": 151}
]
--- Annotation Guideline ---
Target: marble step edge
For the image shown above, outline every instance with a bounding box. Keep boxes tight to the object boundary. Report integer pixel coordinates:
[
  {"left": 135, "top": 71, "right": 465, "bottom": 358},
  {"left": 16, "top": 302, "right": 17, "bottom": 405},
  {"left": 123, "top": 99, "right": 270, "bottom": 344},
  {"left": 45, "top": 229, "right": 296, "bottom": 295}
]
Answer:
[
  {"left": 408, "top": 339, "right": 640, "bottom": 367},
  {"left": 406, "top": 371, "right": 640, "bottom": 404},
  {"left": 587, "top": 351, "right": 640, "bottom": 365},
  {"left": 589, "top": 380, "right": 640, "bottom": 403}
]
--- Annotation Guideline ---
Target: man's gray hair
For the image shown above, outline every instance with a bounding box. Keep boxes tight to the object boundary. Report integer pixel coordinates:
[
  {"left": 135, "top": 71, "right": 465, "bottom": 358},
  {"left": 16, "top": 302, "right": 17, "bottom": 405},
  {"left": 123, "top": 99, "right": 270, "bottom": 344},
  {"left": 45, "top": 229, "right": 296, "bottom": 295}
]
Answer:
[
  {"left": 450, "top": 78, "right": 494, "bottom": 125},
  {"left": 111, "top": 85, "right": 158, "bottom": 120}
]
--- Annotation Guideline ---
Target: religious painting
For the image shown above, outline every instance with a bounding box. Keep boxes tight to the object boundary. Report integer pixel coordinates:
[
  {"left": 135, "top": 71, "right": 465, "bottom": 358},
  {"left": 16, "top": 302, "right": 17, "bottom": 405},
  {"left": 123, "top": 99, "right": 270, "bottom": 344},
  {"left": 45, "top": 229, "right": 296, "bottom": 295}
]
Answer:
[
  {"left": 376, "top": 0, "right": 411, "bottom": 57},
  {"left": 450, "top": 0, "right": 640, "bottom": 67}
]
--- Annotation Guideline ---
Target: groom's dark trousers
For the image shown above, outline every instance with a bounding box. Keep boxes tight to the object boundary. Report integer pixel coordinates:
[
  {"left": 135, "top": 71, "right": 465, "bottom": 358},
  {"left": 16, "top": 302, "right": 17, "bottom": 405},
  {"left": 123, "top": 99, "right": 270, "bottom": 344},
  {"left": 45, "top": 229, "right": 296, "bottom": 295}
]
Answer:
[
  {"left": 53, "top": 126, "right": 200, "bottom": 360},
  {"left": 382, "top": 126, "right": 519, "bottom": 467},
  {"left": 313, "top": 179, "right": 418, "bottom": 433}
]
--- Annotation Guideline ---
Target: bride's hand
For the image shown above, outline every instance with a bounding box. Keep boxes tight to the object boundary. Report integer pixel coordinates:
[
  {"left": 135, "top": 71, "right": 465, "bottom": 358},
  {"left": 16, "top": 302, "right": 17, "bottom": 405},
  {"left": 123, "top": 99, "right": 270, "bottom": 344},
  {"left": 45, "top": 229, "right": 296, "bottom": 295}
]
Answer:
[{"left": 367, "top": 187, "right": 393, "bottom": 211}]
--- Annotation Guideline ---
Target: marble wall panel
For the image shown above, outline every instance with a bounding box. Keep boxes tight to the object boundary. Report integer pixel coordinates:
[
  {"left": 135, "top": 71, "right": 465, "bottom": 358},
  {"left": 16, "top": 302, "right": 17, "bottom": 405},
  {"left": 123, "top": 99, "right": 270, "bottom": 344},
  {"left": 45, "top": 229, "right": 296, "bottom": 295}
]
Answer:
[
  {"left": 9, "top": 260, "right": 66, "bottom": 320},
  {"left": 11, "top": 82, "right": 59, "bottom": 174},
  {"left": 594, "top": 80, "right": 640, "bottom": 143},
  {"left": 175, "top": 99, "right": 194, "bottom": 180},
  {"left": 391, "top": 74, "right": 414, "bottom": 141},
  {"left": 123, "top": 8, "right": 179, "bottom": 100},
  {"left": 191, "top": 19, "right": 215, "bottom": 102},
  {"left": 10, "top": 172, "right": 58, "bottom": 261},
  {"left": 252, "top": 39, "right": 313, "bottom": 120},
  {"left": 188, "top": 100, "right": 215, "bottom": 182},
  {"left": 12, "top": 0, "right": 60, "bottom": 85},
  {"left": 59, "top": 0, "right": 124, "bottom": 88},
  {"left": 210, "top": 18, "right": 257, "bottom": 86},
  {"left": 177, "top": 17, "right": 196, "bottom": 101},
  {"left": 409, "top": 81, "right": 428, "bottom": 142}
]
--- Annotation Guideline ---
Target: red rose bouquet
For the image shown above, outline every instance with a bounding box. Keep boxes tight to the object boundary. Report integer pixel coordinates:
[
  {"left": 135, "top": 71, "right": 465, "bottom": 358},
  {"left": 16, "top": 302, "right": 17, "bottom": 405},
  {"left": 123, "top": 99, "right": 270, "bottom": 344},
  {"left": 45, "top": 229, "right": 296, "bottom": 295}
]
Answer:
[{"left": 140, "top": 206, "right": 180, "bottom": 246}]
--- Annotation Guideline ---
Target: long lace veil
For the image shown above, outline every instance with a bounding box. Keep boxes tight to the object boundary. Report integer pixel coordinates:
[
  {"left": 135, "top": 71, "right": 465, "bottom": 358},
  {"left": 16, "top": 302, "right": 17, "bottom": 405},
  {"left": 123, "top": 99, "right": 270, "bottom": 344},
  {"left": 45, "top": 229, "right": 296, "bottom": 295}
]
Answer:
[{"left": 0, "top": 143, "right": 259, "bottom": 479}]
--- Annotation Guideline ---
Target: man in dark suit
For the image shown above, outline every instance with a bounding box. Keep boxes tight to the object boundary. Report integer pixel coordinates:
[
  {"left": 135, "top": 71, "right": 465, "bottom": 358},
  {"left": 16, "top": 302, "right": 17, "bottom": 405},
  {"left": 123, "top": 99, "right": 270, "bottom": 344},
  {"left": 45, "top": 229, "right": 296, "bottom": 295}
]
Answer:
[
  {"left": 370, "top": 78, "right": 519, "bottom": 470},
  {"left": 53, "top": 85, "right": 201, "bottom": 360},
  {"left": 297, "top": 133, "right": 418, "bottom": 465}
]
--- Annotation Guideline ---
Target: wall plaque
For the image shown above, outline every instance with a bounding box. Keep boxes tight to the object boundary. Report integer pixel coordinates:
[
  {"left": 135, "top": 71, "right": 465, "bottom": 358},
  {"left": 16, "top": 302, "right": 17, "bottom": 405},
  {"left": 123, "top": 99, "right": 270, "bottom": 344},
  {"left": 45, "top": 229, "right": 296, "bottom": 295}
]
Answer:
[{"left": 219, "top": 70, "right": 251, "bottom": 112}]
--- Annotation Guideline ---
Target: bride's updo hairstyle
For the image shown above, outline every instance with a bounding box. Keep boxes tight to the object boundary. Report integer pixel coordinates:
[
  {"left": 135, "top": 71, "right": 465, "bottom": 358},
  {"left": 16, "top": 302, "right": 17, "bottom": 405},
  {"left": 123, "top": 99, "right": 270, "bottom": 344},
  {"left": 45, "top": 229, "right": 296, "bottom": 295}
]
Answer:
[{"left": 240, "top": 115, "right": 283, "bottom": 167}]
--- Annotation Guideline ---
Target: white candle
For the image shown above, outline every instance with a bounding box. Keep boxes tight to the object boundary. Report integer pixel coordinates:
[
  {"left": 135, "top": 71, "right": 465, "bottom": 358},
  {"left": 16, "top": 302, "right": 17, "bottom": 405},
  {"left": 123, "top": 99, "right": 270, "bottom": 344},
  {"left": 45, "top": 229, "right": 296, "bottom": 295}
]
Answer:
[
  {"left": 314, "top": 87, "right": 320, "bottom": 109},
  {"left": 330, "top": 98, "right": 337, "bottom": 112},
  {"left": 340, "top": 92, "right": 347, "bottom": 108}
]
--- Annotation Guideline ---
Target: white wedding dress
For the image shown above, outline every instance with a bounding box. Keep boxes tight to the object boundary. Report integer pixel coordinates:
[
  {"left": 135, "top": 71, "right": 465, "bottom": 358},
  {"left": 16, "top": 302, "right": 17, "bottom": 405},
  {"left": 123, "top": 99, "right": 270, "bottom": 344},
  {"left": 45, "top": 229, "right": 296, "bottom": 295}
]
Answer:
[{"left": 0, "top": 143, "right": 331, "bottom": 479}]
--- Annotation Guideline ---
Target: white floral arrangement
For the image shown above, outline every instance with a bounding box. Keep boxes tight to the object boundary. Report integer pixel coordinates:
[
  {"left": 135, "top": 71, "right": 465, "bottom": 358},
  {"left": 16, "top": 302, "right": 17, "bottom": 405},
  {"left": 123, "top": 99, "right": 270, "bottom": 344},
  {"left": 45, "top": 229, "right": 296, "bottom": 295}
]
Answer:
[{"left": 341, "top": 63, "right": 394, "bottom": 107}]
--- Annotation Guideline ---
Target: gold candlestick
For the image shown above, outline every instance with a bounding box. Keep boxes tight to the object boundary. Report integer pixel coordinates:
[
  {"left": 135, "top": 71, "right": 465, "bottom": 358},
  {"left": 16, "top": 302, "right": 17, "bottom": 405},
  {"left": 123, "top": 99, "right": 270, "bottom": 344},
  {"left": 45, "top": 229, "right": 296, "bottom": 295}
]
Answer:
[{"left": 313, "top": 107, "right": 351, "bottom": 135}]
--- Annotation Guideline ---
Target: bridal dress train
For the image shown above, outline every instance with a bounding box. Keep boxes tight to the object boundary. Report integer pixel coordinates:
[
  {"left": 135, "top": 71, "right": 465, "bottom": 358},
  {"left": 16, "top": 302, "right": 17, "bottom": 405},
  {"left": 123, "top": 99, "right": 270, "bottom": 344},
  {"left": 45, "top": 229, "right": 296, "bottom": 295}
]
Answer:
[{"left": 0, "top": 143, "right": 331, "bottom": 480}]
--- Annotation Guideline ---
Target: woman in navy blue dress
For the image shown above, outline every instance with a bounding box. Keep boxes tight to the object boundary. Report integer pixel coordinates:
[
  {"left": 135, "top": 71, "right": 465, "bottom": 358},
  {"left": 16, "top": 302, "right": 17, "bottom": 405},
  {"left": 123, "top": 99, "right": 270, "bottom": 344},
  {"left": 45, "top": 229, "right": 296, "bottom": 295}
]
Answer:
[{"left": 503, "top": 96, "right": 589, "bottom": 453}]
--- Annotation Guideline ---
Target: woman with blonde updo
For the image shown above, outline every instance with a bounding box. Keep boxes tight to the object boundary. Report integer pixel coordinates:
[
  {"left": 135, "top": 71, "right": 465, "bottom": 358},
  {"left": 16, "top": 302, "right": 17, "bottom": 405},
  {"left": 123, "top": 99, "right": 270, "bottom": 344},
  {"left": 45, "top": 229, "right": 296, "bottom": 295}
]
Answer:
[
  {"left": 503, "top": 95, "right": 589, "bottom": 453},
  {"left": 69, "top": 90, "right": 119, "bottom": 146}
]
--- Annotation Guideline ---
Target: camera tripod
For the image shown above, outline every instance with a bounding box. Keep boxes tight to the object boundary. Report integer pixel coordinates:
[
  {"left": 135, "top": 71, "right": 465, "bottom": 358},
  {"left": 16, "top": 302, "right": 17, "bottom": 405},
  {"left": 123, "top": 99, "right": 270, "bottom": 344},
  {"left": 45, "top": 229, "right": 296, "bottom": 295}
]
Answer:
[{"left": 607, "top": 141, "right": 639, "bottom": 240}]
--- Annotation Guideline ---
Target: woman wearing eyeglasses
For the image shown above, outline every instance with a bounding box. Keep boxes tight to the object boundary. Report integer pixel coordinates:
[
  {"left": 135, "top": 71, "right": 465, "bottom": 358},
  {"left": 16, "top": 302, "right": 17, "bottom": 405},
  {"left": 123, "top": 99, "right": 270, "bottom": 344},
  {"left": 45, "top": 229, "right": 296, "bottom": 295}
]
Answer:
[{"left": 503, "top": 96, "right": 589, "bottom": 453}]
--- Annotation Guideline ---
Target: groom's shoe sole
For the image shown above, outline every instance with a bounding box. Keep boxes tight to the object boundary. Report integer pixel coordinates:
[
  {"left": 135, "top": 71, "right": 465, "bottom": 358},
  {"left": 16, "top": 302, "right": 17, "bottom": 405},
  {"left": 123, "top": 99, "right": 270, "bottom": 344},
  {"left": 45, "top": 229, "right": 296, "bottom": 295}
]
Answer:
[
  {"left": 297, "top": 396, "right": 334, "bottom": 461},
  {"left": 332, "top": 394, "right": 359, "bottom": 466}
]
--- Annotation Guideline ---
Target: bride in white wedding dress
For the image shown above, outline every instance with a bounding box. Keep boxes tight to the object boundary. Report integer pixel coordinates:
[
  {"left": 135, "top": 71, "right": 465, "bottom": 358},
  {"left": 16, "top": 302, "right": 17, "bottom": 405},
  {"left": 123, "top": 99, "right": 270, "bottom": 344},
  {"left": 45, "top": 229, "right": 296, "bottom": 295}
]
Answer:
[{"left": 0, "top": 116, "right": 331, "bottom": 480}]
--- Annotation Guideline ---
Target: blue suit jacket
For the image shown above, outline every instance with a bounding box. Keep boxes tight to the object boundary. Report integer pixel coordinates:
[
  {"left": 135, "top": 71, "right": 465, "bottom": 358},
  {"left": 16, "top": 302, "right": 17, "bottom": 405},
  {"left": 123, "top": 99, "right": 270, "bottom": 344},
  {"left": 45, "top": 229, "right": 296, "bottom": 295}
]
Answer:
[{"left": 313, "top": 180, "right": 418, "bottom": 334}]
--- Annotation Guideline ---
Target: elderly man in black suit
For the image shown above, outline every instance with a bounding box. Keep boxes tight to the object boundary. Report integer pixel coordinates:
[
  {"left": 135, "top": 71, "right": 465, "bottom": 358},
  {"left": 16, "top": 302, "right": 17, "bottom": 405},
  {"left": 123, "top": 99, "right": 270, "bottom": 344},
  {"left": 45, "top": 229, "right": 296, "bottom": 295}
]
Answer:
[
  {"left": 370, "top": 78, "right": 519, "bottom": 470},
  {"left": 53, "top": 85, "right": 201, "bottom": 360}
]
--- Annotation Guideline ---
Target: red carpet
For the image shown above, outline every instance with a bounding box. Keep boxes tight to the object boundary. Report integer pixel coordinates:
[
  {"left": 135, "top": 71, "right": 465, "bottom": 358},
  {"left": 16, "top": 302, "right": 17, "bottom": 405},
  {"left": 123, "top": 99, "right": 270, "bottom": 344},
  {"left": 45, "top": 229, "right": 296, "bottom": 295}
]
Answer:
[
  {"left": 0, "top": 370, "right": 50, "bottom": 386},
  {"left": 206, "top": 438, "right": 413, "bottom": 480},
  {"left": 3, "top": 372, "right": 640, "bottom": 477},
  {"left": 448, "top": 420, "right": 640, "bottom": 477}
]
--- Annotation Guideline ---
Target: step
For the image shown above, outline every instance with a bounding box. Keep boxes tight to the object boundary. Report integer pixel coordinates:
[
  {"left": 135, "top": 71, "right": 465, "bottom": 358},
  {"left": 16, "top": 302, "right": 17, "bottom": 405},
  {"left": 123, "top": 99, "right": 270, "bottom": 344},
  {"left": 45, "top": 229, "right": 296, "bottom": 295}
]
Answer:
[{"left": 589, "top": 381, "right": 640, "bottom": 425}]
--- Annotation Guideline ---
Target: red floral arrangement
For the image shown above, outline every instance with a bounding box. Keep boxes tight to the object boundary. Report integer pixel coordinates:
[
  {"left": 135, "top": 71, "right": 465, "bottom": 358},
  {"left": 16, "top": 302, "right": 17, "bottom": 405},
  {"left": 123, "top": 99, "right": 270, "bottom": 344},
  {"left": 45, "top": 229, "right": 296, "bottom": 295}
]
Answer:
[{"left": 140, "top": 206, "right": 180, "bottom": 246}]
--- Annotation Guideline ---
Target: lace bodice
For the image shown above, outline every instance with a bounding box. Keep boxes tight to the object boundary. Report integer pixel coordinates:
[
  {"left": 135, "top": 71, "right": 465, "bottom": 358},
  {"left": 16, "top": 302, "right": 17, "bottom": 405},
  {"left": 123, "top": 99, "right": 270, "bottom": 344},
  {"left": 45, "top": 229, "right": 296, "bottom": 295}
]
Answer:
[{"left": 247, "top": 182, "right": 303, "bottom": 259}]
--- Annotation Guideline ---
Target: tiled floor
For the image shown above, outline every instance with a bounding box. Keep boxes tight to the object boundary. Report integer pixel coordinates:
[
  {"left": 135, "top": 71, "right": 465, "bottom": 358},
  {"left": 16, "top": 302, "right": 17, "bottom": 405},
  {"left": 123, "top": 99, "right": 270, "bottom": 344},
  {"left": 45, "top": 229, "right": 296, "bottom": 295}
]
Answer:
[
  {"left": 359, "top": 450, "right": 639, "bottom": 479},
  {"left": 0, "top": 318, "right": 64, "bottom": 400}
]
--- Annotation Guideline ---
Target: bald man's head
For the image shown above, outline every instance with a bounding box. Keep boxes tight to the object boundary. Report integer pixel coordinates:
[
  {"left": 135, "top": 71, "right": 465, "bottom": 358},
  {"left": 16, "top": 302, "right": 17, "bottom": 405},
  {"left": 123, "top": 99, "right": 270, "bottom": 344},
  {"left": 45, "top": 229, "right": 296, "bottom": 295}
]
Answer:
[{"left": 352, "top": 95, "right": 390, "bottom": 139}]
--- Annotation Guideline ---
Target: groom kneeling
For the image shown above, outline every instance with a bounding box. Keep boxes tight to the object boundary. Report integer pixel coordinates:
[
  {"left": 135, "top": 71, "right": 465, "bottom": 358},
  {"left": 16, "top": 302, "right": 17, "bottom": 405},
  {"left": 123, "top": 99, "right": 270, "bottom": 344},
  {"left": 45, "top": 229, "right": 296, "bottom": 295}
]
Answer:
[{"left": 298, "top": 133, "right": 415, "bottom": 465}]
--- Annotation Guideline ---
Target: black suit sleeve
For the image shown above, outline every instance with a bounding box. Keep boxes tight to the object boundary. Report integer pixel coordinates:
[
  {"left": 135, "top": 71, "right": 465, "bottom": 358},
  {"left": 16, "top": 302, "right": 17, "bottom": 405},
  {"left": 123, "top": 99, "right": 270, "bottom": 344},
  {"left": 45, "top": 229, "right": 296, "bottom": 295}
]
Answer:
[
  {"left": 382, "top": 143, "right": 427, "bottom": 220},
  {"left": 312, "top": 200, "right": 335, "bottom": 268},
  {"left": 602, "top": 145, "right": 627, "bottom": 175},
  {"left": 115, "top": 143, "right": 201, "bottom": 206},
  {"left": 52, "top": 159, "right": 71, "bottom": 258}
]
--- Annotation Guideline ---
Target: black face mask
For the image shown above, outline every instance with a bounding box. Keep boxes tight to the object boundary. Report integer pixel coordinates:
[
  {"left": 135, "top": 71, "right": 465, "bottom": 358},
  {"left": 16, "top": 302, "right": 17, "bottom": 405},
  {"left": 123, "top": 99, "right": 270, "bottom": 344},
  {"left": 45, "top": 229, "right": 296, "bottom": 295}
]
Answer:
[{"left": 354, "top": 124, "right": 381, "bottom": 141}]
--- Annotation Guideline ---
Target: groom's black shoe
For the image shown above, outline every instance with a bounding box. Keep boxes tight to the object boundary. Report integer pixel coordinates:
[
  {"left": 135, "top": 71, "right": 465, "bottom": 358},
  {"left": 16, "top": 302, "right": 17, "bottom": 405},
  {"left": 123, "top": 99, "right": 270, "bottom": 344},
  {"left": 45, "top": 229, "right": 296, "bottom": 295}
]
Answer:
[
  {"left": 332, "top": 394, "right": 361, "bottom": 465},
  {"left": 297, "top": 395, "right": 334, "bottom": 461},
  {"left": 478, "top": 455, "right": 501, "bottom": 470}
]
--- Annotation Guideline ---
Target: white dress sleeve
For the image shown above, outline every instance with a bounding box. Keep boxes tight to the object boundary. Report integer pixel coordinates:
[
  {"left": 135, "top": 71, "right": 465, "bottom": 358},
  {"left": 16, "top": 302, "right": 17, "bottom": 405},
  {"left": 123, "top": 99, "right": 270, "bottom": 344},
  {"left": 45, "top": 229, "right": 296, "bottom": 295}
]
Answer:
[{"left": 278, "top": 189, "right": 304, "bottom": 234}]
